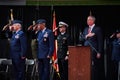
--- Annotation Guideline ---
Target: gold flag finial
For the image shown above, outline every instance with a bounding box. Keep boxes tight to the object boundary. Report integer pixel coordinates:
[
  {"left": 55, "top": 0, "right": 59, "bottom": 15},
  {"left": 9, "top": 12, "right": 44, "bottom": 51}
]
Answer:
[
  {"left": 10, "top": 9, "right": 14, "bottom": 21},
  {"left": 89, "top": 10, "right": 92, "bottom": 16},
  {"left": 33, "top": 20, "right": 35, "bottom": 25},
  {"left": 53, "top": 10, "right": 55, "bottom": 17},
  {"left": 2, "top": 9, "right": 14, "bottom": 31}
]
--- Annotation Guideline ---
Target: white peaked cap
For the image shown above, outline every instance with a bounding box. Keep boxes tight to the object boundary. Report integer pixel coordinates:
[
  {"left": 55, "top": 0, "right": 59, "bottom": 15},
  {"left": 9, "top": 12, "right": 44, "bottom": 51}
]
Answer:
[{"left": 58, "top": 21, "right": 68, "bottom": 27}]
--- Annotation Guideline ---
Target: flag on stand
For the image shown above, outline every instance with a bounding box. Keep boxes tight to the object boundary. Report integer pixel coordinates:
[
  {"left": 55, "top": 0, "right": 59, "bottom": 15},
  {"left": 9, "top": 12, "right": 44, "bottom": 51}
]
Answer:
[{"left": 52, "top": 11, "right": 59, "bottom": 74}]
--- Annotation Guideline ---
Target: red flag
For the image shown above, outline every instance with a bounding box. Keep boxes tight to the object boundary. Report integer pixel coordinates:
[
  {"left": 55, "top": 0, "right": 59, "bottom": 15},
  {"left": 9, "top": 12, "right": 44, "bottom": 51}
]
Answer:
[{"left": 52, "top": 11, "right": 59, "bottom": 72}]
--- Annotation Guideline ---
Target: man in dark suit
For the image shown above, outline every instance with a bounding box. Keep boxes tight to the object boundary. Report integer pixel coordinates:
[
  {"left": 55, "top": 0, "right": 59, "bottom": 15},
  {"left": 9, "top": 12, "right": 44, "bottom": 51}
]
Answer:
[
  {"left": 83, "top": 16, "right": 104, "bottom": 80},
  {"left": 36, "top": 19, "right": 54, "bottom": 80},
  {"left": 10, "top": 20, "right": 27, "bottom": 80},
  {"left": 57, "top": 21, "right": 69, "bottom": 80}
]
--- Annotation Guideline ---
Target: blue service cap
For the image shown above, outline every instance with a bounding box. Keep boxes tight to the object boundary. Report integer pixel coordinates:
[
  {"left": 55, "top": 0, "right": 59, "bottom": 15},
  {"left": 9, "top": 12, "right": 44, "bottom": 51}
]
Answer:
[
  {"left": 36, "top": 19, "right": 46, "bottom": 24},
  {"left": 11, "top": 20, "right": 22, "bottom": 25}
]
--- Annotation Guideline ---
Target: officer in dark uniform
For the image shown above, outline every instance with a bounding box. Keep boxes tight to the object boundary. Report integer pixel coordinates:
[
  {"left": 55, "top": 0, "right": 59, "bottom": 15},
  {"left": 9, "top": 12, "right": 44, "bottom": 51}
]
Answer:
[
  {"left": 27, "top": 23, "right": 38, "bottom": 59},
  {"left": 0, "top": 30, "right": 10, "bottom": 58},
  {"left": 31, "top": 33, "right": 38, "bottom": 59},
  {"left": 111, "top": 29, "right": 120, "bottom": 80},
  {"left": 0, "top": 21, "right": 14, "bottom": 58},
  {"left": 57, "top": 21, "right": 69, "bottom": 80},
  {"left": 10, "top": 20, "right": 27, "bottom": 80}
]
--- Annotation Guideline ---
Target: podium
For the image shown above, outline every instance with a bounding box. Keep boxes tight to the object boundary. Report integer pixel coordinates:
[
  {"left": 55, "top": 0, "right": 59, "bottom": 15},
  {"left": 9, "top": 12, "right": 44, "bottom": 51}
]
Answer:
[{"left": 68, "top": 46, "right": 91, "bottom": 80}]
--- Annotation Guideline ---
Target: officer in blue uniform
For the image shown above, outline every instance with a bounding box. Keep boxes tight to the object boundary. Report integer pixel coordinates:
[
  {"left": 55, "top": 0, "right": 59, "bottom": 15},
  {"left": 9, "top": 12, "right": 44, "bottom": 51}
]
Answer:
[
  {"left": 111, "top": 29, "right": 120, "bottom": 80},
  {"left": 10, "top": 20, "right": 27, "bottom": 80},
  {"left": 36, "top": 19, "right": 54, "bottom": 80}
]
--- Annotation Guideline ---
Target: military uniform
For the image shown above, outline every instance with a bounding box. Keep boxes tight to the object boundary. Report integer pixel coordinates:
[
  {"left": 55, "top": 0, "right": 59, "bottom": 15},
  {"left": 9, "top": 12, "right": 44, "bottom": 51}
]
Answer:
[
  {"left": 57, "top": 33, "right": 69, "bottom": 59},
  {"left": 36, "top": 19, "right": 54, "bottom": 80},
  {"left": 10, "top": 20, "right": 27, "bottom": 80},
  {"left": 57, "top": 21, "right": 69, "bottom": 80},
  {"left": 111, "top": 29, "right": 120, "bottom": 80},
  {"left": 30, "top": 31, "right": 38, "bottom": 59},
  {"left": 31, "top": 39, "right": 38, "bottom": 58}
]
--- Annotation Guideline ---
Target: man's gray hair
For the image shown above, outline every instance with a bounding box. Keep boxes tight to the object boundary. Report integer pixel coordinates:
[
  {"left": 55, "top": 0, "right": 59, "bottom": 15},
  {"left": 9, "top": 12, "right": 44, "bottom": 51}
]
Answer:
[{"left": 87, "top": 16, "right": 96, "bottom": 21}]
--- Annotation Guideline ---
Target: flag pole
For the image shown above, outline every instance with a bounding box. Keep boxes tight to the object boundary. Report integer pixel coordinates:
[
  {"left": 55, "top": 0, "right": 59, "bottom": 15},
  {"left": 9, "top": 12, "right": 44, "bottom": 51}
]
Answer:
[
  {"left": 10, "top": 9, "right": 14, "bottom": 21},
  {"left": 50, "top": 5, "right": 61, "bottom": 80},
  {"left": 89, "top": 10, "right": 92, "bottom": 16},
  {"left": 50, "top": 5, "right": 55, "bottom": 80},
  {"left": 2, "top": 9, "right": 14, "bottom": 31}
]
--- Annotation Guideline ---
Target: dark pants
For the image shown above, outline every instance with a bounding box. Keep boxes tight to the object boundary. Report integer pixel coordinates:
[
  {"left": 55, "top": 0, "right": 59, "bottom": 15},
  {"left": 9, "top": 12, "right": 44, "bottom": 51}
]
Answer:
[
  {"left": 92, "top": 59, "right": 102, "bottom": 80},
  {"left": 38, "top": 58, "right": 50, "bottom": 80},
  {"left": 12, "top": 58, "right": 25, "bottom": 80},
  {"left": 0, "top": 39, "right": 10, "bottom": 58},
  {"left": 110, "top": 61, "right": 119, "bottom": 80},
  {"left": 58, "top": 58, "right": 68, "bottom": 80},
  {"left": 91, "top": 50, "right": 105, "bottom": 80}
]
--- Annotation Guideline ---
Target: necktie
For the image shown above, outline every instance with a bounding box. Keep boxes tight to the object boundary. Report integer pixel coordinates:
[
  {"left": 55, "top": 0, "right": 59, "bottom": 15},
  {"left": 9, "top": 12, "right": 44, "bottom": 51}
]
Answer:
[
  {"left": 88, "top": 27, "right": 91, "bottom": 33},
  {"left": 38, "top": 31, "right": 42, "bottom": 40}
]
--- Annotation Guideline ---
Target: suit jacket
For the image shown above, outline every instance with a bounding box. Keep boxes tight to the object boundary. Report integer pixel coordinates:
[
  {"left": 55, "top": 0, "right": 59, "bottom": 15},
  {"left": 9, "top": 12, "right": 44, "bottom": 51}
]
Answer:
[
  {"left": 10, "top": 30, "right": 27, "bottom": 59},
  {"left": 37, "top": 28, "right": 54, "bottom": 59},
  {"left": 83, "top": 26, "right": 103, "bottom": 54}
]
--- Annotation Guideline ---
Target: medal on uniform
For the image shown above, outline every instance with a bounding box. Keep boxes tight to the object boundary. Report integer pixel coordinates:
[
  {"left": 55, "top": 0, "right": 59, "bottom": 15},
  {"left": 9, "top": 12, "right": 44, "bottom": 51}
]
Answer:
[
  {"left": 15, "top": 34, "right": 19, "bottom": 39},
  {"left": 63, "top": 37, "right": 67, "bottom": 43},
  {"left": 43, "top": 32, "right": 48, "bottom": 42}
]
